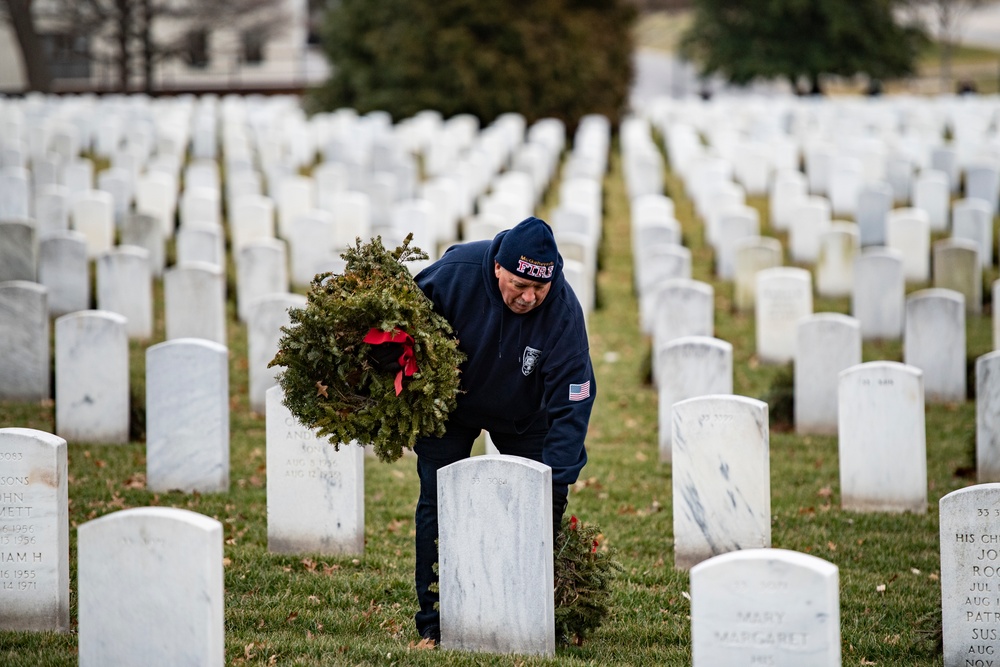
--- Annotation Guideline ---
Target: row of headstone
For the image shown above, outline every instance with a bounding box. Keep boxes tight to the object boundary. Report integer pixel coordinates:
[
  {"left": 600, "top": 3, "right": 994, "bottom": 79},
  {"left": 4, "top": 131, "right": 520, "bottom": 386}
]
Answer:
[
  {"left": 0, "top": 425, "right": 861, "bottom": 664},
  {"left": 647, "top": 95, "right": 1000, "bottom": 225},
  {"left": 1, "top": 101, "right": 593, "bottom": 456},
  {"left": 667, "top": 359, "right": 931, "bottom": 571},
  {"left": 4, "top": 95, "right": 575, "bottom": 272},
  {"left": 0, "top": 422, "right": 533, "bottom": 656}
]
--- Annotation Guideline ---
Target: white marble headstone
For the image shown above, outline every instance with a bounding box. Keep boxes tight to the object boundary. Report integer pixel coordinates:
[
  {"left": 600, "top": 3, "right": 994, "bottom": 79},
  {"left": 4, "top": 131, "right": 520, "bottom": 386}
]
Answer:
[
  {"left": 828, "top": 156, "right": 862, "bottom": 218},
  {"left": 0, "top": 220, "right": 36, "bottom": 282},
  {"left": 913, "top": 169, "right": 950, "bottom": 231},
  {"left": 96, "top": 167, "right": 134, "bottom": 225},
  {"left": 995, "top": 280, "right": 1000, "bottom": 352},
  {"left": 61, "top": 158, "right": 93, "bottom": 201},
  {"left": 952, "top": 197, "right": 993, "bottom": 269},
  {"left": 639, "top": 244, "right": 692, "bottom": 334},
  {"left": 886, "top": 155, "right": 913, "bottom": 205},
  {"left": 978, "top": 352, "right": 1000, "bottom": 483},
  {"left": 714, "top": 207, "right": 759, "bottom": 280},
  {"left": 933, "top": 238, "right": 981, "bottom": 316},
  {"left": 277, "top": 176, "right": 315, "bottom": 237},
  {"left": 855, "top": 181, "right": 893, "bottom": 247},
  {"left": 176, "top": 224, "right": 225, "bottom": 269},
  {"left": 288, "top": 210, "right": 336, "bottom": 287},
  {"left": 904, "top": 288, "right": 966, "bottom": 404},
  {"left": 770, "top": 170, "right": 807, "bottom": 231},
  {"left": 265, "top": 386, "right": 365, "bottom": 554},
  {"left": 438, "top": 455, "right": 554, "bottom": 656},
  {"left": 886, "top": 207, "right": 931, "bottom": 282},
  {"left": 164, "top": 262, "right": 226, "bottom": 344},
  {"left": 34, "top": 185, "right": 71, "bottom": 239},
  {"left": 852, "top": 248, "right": 905, "bottom": 340},
  {"left": 931, "top": 148, "right": 959, "bottom": 194},
  {"left": 804, "top": 143, "right": 832, "bottom": 197},
  {"left": 135, "top": 172, "right": 177, "bottom": 239},
  {"left": 146, "top": 339, "right": 230, "bottom": 493},
  {"left": 815, "top": 222, "right": 859, "bottom": 298},
  {"left": 0, "top": 428, "right": 69, "bottom": 633},
  {"left": 939, "top": 484, "right": 1000, "bottom": 667},
  {"left": 672, "top": 395, "right": 770, "bottom": 570},
  {"left": 96, "top": 245, "right": 153, "bottom": 339},
  {"left": 795, "top": 313, "right": 861, "bottom": 435},
  {"left": 838, "top": 361, "right": 926, "bottom": 513},
  {"left": 179, "top": 187, "right": 221, "bottom": 229},
  {"left": 788, "top": 195, "right": 831, "bottom": 264},
  {"left": 690, "top": 548, "right": 840, "bottom": 667},
  {"left": 55, "top": 310, "right": 130, "bottom": 444},
  {"left": 121, "top": 212, "right": 166, "bottom": 277},
  {"left": 0, "top": 281, "right": 50, "bottom": 401},
  {"left": 964, "top": 162, "right": 1000, "bottom": 215},
  {"left": 230, "top": 194, "right": 276, "bottom": 253},
  {"left": 77, "top": 507, "right": 224, "bottom": 667},
  {"left": 656, "top": 336, "right": 733, "bottom": 463},
  {"left": 328, "top": 191, "right": 372, "bottom": 252},
  {"left": 734, "top": 236, "right": 782, "bottom": 312},
  {"left": 0, "top": 166, "right": 30, "bottom": 222},
  {"left": 71, "top": 190, "right": 114, "bottom": 258},
  {"left": 650, "top": 278, "right": 714, "bottom": 351},
  {"left": 755, "top": 267, "right": 812, "bottom": 365},
  {"left": 248, "top": 293, "right": 307, "bottom": 413},
  {"left": 38, "top": 232, "right": 89, "bottom": 317},
  {"left": 237, "top": 238, "right": 289, "bottom": 323}
]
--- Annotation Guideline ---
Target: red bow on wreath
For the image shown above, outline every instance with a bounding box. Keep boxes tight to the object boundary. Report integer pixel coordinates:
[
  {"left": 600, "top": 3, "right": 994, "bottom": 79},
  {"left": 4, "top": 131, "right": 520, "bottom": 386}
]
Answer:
[{"left": 363, "top": 327, "right": 418, "bottom": 395}]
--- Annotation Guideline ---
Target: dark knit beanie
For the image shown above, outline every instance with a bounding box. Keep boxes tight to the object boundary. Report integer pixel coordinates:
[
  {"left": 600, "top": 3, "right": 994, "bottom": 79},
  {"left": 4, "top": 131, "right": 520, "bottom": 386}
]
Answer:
[{"left": 494, "top": 216, "right": 559, "bottom": 283}]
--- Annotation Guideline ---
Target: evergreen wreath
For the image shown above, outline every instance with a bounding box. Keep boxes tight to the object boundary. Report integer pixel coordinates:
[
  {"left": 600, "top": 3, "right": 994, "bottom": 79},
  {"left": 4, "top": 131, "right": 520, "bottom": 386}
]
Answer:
[
  {"left": 554, "top": 515, "right": 622, "bottom": 645},
  {"left": 268, "top": 235, "right": 465, "bottom": 463}
]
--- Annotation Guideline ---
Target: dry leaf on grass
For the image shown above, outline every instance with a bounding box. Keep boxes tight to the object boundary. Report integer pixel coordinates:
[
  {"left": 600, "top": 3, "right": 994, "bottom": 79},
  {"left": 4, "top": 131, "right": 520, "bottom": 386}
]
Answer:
[{"left": 408, "top": 637, "right": 437, "bottom": 650}]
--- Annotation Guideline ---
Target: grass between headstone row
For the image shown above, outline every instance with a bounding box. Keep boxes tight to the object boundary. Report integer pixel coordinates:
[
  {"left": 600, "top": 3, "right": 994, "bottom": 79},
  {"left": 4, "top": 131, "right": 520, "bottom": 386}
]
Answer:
[{"left": 1, "top": 126, "right": 996, "bottom": 666}]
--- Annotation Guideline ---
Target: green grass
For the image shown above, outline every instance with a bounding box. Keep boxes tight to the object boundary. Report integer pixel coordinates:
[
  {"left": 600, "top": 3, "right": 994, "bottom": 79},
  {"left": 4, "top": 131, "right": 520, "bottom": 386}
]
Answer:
[
  {"left": 2, "top": 130, "right": 996, "bottom": 666},
  {"left": 920, "top": 40, "right": 1000, "bottom": 68}
]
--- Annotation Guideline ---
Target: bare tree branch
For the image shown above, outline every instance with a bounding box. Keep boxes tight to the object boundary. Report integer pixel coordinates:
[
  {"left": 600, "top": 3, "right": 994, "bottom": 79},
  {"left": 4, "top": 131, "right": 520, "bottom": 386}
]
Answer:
[
  {"left": 2, "top": 0, "right": 52, "bottom": 91},
  {"left": 5, "top": 0, "right": 292, "bottom": 92}
]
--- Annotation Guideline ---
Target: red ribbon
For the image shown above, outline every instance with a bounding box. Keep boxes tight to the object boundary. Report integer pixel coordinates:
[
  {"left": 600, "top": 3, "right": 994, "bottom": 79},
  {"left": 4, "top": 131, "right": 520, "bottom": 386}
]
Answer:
[{"left": 363, "top": 327, "right": 417, "bottom": 395}]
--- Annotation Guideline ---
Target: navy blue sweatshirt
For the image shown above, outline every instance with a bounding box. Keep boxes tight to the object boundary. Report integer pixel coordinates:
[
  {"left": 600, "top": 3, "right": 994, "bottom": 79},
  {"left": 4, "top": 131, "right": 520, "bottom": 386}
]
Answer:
[{"left": 414, "top": 233, "right": 595, "bottom": 493}]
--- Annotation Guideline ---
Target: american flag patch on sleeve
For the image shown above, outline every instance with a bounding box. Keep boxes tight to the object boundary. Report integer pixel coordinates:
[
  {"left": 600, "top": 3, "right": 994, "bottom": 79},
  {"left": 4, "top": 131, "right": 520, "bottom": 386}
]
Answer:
[{"left": 568, "top": 381, "right": 591, "bottom": 401}]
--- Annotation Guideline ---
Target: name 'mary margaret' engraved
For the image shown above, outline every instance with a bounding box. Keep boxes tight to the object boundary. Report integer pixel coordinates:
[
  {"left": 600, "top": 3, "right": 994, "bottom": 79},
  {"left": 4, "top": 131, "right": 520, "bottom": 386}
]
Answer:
[{"left": 712, "top": 630, "right": 808, "bottom": 647}]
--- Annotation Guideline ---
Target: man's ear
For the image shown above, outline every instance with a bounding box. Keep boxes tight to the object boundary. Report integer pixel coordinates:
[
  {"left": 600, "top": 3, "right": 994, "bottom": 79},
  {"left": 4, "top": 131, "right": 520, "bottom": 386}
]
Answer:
[{"left": 494, "top": 261, "right": 502, "bottom": 278}]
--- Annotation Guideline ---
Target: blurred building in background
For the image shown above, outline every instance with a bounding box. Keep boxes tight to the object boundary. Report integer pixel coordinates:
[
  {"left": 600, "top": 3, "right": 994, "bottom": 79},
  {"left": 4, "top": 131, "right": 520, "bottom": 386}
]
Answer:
[{"left": 0, "top": 0, "right": 329, "bottom": 94}]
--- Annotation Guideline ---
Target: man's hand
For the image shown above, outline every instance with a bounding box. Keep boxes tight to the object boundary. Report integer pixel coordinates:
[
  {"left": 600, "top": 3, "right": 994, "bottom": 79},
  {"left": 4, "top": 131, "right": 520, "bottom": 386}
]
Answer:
[
  {"left": 552, "top": 488, "right": 569, "bottom": 542},
  {"left": 368, "top": 342, "right": 404, "bottom": 373}
]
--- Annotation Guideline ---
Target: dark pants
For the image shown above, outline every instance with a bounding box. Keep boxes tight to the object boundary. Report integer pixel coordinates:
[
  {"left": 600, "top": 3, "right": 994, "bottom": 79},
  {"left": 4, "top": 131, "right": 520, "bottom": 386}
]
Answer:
[{"left": 413, "top": 420, "right": 546, "bottom": 637}]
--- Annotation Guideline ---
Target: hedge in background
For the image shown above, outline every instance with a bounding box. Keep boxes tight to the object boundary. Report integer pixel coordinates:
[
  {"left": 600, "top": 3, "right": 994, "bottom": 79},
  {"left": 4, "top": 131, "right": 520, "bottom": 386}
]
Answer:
[{"left": 312, "top": 0, "right": 636, "bottom": 129}]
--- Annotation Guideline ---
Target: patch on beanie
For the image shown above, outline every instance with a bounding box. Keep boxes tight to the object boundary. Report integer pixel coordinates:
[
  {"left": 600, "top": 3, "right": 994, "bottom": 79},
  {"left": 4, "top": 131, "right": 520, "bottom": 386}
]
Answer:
[{"left": 515, "top": 255, "right": 555, "bottom": 280}]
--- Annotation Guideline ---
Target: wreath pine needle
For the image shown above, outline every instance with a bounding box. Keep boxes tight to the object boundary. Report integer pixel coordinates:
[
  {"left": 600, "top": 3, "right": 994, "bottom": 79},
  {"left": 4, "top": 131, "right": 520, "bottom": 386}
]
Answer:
[{"left": 268, "top": 235, "right": 466, "bottom": 462}]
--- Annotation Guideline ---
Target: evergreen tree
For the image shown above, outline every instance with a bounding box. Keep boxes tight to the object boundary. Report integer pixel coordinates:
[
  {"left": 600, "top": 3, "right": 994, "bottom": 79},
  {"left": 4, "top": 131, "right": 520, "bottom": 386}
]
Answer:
[
  {"left": 312, "top": 0, "right": 636, "bottom": 128},
  {"left": 679, "top": 0, "right": 929, "bottom": 94}
]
